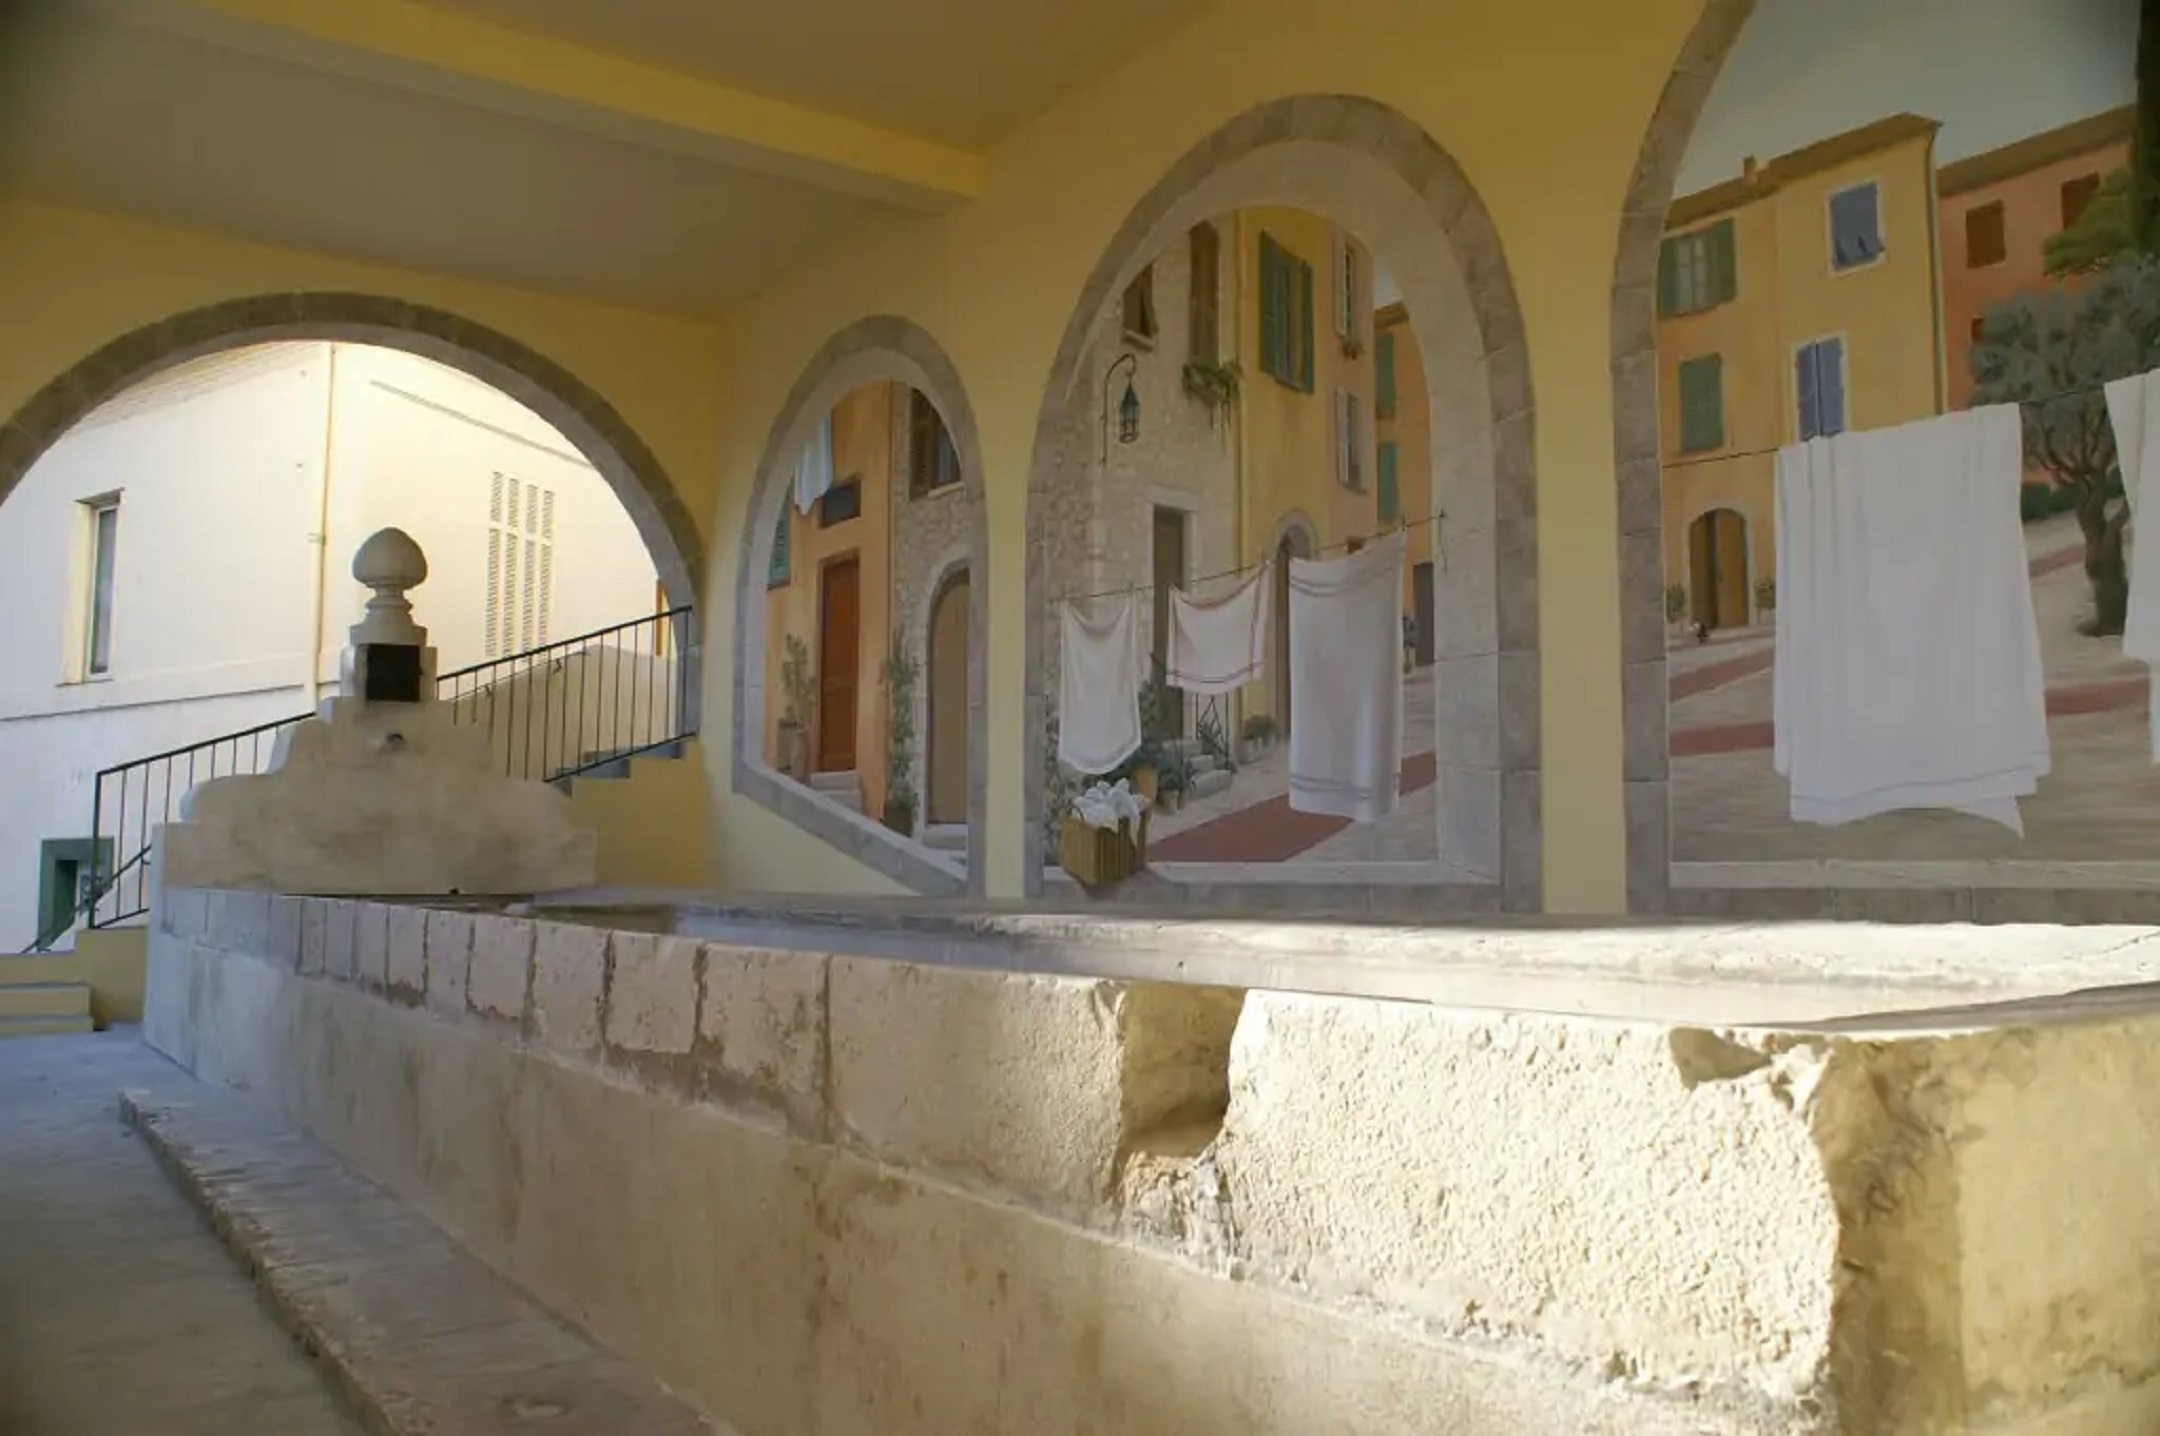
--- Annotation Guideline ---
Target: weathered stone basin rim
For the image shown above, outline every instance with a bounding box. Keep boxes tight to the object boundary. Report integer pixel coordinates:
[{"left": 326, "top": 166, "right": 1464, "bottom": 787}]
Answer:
[{"left": 469, "top": 887, "right": 2160, "bottom": 1033}]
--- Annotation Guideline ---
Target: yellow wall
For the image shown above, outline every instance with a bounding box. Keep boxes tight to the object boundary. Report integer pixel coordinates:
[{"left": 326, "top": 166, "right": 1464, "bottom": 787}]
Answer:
[
  {"left": 1658, "top": 130, "right": 1943, "bottom": 613},
  {"left": 695, "top": 0, "right": 1713, "bottom": 911},
  {"left": 4, "top": 0, "right": 1728, "bottom": 911},
  {"left": 760, "top": 384, "right": 895, "bottom": 814},
  {"left": 565, "top": 739, "right": 715, "bottom": 890}
]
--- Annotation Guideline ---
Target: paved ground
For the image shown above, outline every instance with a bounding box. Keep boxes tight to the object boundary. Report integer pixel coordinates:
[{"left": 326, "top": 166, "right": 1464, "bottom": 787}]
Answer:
[
  {"left": 0, "top": 1032, "right": 366, "bottom": 1436},
  {"left": 1670, "top": 516, "right": 2160, "bottom": 863}
]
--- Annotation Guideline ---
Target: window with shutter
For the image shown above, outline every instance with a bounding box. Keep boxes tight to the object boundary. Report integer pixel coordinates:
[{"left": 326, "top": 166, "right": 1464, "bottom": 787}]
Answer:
[
  {"left": 2062, "top": 173, "right": 2101, "bottom": 228},
  {"left": 1336, "top": 389, "right": 1365, "bottom": 491},
  {"left": 1677, "top": 354, "right": 1725, "bottom": 454},
  {"left": 767, "top": 506, "right": 792, "bottom": 588},
  {"left": 1334, "top": 232, "right": 1359, "bottom": 341},
  {"left": 1965, "top": 202, "right": 2007, "bottom": 267},
  {"left": 1188, "top": 223, "right": 1220, "bottom": 361},
  {"left": 1828, "top": 184, "right": 1883, "bottom": 271},
  {"left": 1658, "top": 219, "right": 1738, "bottom": 317},
  {"left": 484, "top": 474, "right": 557, "bottom": 655},
  {"left": 1122, "top": 265, "right": 1158, "bottom": 345},
  {"left": 908, "top": 390, "right": 961, "bottom": 497},
  {"left": 1377, "top": 441, "right": 1400, "bottom": 523},
  {"left": 820, "top": 477, "right": 863, "bottom": 526},
  {"left": 1375, "top": 331, "right": 1398, "bottom": 418},
  {"left": 1795, "top": 338, "right": 1847, "bottom": 441},
  {"left": 1259, "top": 231, "right": 1316, "bottom": 392}
]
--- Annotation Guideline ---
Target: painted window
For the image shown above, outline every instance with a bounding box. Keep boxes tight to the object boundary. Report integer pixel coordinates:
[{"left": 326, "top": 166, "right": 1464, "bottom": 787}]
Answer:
[
  {"left": 1964, "top": 201, "right": 2006, "bottom": 268},
  {"left": 1796, "top": 338, "right": 1848, "bottom": 441},
  {"left": 485, "top": 473, "right": 555, "bottom": 658},
  {"left": 819, "top": 477, "right": 863, "bottom": 527},
  {"left": 1677, "top": 354, "right": 1726, "bottom": 454},
  {"left": 1377, "top": 441, "right": 1401, "bottom": 523},
  {"left": 2062, "top": 172, "right": 2102, "bottom": 228},
  {"left": 1375, "top": 330, "right": 1398, "bottom": 417},
  {"left": 908, "top": 390, "right": 962, "bottom": 496},
  {"left": 1334, "top": 231, "right": 1360, "bottom": 342},
  {"left": 1828, "top": 184, "right": 1884, "bottom": 271},
  {"left": 82, "top": 496, "right": 119, "bottom": 677},
  {"left": 1657, "top": 218, "right": 1737, "bottom": 317},
  {"left": 1187, "top": 223, "right": 1220, "bottom": 362},
  {"left": 767, "top": 506, "right": 792, "bottom": 588},
  {"left": 1336, "top": 388, "right": 1365, "bottom": 491},
  {"left": 1122, "top": 264, "right": 1158, "bottom": 345},
  {"left": 1259, "top": 231, "right": 1315, "bottom": 392}
]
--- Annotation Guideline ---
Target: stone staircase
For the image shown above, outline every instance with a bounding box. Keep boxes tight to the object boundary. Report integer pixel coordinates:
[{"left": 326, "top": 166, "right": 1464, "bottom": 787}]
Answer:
[
  {"left": 1160, "top": 737, "right": 1236, "bottom": 800},
  {"left": 920, "top": 823, "right": 969, "bottom": 869},
  {"left": 811, "top": 769, "right": 865, "bottom": 814},
  {"left": 555, "top": 738, "right": 690, "bottom": 788},
  {"left": 0, "top": 966, "right": 94, "bottom": 1038}
]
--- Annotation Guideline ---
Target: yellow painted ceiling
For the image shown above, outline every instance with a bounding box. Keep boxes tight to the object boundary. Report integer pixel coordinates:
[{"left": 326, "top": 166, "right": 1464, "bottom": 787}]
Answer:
[{"left": 414, "top": 0, "right": 1212, "bottom": 149}]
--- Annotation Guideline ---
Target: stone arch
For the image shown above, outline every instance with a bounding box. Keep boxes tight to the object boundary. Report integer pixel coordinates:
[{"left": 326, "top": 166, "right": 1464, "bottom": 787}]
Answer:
[
  {"left": 729, "top": 316, "right": 988, "bottom": 896},
  {"left": 1608, "top": 0, "right": 1758, "bottom": 911},
  {"left": 1022, "top": 95, "right": 1541, "bottom": 910},
  {"left": 0, "top": 293, "right": 705, "bottom": 716}
]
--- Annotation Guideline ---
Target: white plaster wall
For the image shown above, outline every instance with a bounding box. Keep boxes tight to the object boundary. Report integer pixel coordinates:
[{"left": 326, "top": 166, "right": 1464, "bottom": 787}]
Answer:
[
  {"left": 0, "top": 342, "right": 661, "bottom": 947},
  {"left": 324, "top": 346, "right": 659, "bottom": 676}
]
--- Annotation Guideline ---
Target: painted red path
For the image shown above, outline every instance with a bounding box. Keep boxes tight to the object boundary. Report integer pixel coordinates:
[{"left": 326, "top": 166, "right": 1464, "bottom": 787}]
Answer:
[
  {"left": 1670, "top": 677, "right": 2147, "bottom": 758},
  {"left": 1151, "top": 751, "right": 1438, "bottom": 863}
]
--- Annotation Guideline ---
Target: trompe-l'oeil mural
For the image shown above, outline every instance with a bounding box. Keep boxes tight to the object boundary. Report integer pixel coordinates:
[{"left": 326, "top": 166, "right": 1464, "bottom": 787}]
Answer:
[{"left": 1663, "top": 0, "right": 2152, "bottom": 877}]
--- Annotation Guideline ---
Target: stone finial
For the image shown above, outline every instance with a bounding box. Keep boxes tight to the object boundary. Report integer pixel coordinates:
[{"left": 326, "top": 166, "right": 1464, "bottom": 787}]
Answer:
[{"left": 350, "top": 528, "right": 429, "bottom": 648}]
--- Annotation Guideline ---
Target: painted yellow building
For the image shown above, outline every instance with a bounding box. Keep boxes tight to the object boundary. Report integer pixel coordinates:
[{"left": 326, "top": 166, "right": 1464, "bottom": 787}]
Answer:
[
  {"left": 1658, "top": 113, "right": 1947, "bottom": 631},
  {"left": 1233, "top": 208, "right": 1382, "bottom": 729}
]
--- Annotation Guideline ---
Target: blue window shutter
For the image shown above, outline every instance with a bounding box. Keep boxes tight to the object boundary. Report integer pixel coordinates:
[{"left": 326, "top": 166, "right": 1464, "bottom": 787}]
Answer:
[
  {"left": 1377, "top": 441, "right": 1400, "bottom": 522},
  {"left": 1820, "top": 339, "right": 1847, "bottom": 436},
  {"left": 1376, "top": 332, "right": 1397, "bottom": 414},
  {"left": 1796, "top": 345, "right": 1821, "bottom": 442}
]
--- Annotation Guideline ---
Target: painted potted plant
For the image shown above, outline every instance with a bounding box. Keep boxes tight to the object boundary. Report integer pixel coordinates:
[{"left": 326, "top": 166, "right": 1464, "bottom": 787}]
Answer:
[
  {"left": 1180, "top": 358, "right": 1242, "bottom": 428},
  {"left": 1239, "top": 712, "right": 1279, "bottom": 763},
  {"left": 777, "top": 633, "right": 816, "bottom": 781},
  {"left": 1753, "top": 577, "right": 1777, "bottom": 623},
  {"left": 1664, "top": 583, "right": 1689, "bottom": 638},
  {"left": 880, "top": 639, "right": 919, "bottom": 837}
]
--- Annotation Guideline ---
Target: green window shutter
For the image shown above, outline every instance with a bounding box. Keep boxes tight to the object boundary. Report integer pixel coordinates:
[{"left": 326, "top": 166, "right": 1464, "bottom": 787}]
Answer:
[
  {"left": 1377, "top": 441, "right": 1400, "bottom": 523},
  {"left": 1259, "top": 234, "right": 1284, "bottom": 382},
  {"left": 1711, "top": 219, "right": 1738, "bottom": 305},
  {"left": 767, "top": 507, "right": 791, "bottom": 586},
  {"left": 1657, "top": 237, "right": 1679, "bottom": 317},
  {"left": 1678, "top": 354, "right": 1725, "bottom": 454},
  {"left": 1296, "top": 257, "right": 1315, "bottom": 391},
  {"left": 1376, "top": 332, "right": 1397, "bottom": 415}
]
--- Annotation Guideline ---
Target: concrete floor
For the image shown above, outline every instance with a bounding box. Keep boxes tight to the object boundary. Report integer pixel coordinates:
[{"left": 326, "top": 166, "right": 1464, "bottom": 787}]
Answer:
[{"left": 0, "top": 1031, "right": 365, "bottom": 1436}]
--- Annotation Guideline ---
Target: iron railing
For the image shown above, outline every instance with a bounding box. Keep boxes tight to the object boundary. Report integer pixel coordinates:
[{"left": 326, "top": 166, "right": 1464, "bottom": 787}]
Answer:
[{"left": 80, "top": 606, "right": 693, "bottom": 933}]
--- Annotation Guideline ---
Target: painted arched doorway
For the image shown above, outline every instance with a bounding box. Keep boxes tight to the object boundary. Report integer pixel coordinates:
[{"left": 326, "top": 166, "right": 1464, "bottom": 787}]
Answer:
[
  {"left": 1687, "top": 508, "right": 1749, "bottom": 631},
  {"left": 1271, "top": 524, "right": 1317, "bottom": 738},
  {"left": 926, "top": 569, "right": 971, "bottom": 827}
]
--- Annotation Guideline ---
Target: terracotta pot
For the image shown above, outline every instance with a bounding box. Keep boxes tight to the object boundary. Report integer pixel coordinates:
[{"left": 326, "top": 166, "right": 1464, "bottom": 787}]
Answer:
[{"left": 1131, "top": 764, "right": 1159, "bottom": 802}]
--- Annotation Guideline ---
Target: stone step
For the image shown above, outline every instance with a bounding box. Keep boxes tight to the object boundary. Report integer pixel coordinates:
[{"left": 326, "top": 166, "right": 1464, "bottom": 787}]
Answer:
[
  {"left": 811, "top": 770, "right": 864, "bottom": 813},
  {"left": 920, "top": 824, "right": 969, "bottom": 853},
  {"left": 572, "top": 739, "right": 689, "bottom": 781},
  {"left": 1190, "top": 768, "right": 1235, "bottom": 800},
  {"left": 0, "top": 1013, "right": 95, "bottom": 1038},
  {"left": 0, "top": 981, "right": 91, "bottom": 1021}
]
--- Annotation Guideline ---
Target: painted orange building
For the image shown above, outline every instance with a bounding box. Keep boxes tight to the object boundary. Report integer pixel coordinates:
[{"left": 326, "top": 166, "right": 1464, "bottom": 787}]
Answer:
[
  {"left": 1657, "top": 113, "right": 1947, "bottom": 631},
  {"left": 1939, "top": 106, "right": 2133, "bottom": 412}
]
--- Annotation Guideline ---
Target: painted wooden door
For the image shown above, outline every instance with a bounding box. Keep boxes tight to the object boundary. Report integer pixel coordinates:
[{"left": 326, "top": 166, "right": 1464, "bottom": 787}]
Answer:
[
  {"left": 1151, "top": 508, "right": 1187, "bottom": 739},
  {"left": 817, "top": 557, "right": 860, "bottom": 772},
  {"left": 928, "top": 574, "right": 970, "bottom": 826}
]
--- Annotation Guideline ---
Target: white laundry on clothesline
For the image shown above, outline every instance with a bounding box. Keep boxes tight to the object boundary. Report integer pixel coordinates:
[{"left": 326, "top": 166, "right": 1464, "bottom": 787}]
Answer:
[
  {"left": 1287, "top": 530, "right": 1406, "bottom": 824},
  {"left": 1165, "top": 560, "right": 1272, "bottom": 696},
  {"left": 1056, "top": 591, "right": 1144, "bottom": 776},
  {"left": 2105, "top": 370, "right": 2160, "bottom": 760},
  {"left": 1772, "top": 404, "right": 2049, "bottom": 834}
]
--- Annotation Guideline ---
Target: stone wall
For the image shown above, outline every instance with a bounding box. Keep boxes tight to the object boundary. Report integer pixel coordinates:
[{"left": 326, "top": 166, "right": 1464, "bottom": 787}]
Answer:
[{"left": 146, "top": 887, "right": 2160, "bottom": 1436}]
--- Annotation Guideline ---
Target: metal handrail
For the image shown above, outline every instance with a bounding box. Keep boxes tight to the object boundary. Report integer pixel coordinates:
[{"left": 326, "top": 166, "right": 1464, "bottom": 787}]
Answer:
[
  {"left": 74, "top": 604, "right": 696, "bottom": 935},
  {"left": 19, "top": 843, "right": 150, "bottom": 954}
]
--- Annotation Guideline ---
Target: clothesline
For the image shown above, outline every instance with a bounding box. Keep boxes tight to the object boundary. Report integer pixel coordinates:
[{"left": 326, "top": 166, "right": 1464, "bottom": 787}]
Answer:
[
  {"left": 1056, "top": 507, "right": 1446, "bottom": 607},
  {"left": 1662, "top": 376, "right": 2110, "bottom": 471}
]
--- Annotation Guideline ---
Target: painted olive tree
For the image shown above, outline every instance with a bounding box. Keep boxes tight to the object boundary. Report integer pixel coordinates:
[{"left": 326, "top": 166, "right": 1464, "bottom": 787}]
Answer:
[{"left": 1972, "top": 258, "right": 2160, "bottom": 636}]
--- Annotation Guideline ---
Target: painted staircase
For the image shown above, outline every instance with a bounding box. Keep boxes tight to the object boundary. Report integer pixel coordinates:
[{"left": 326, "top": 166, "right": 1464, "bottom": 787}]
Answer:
[
  {"left": 1160, "top": 737, "right": 1237, "bottom": 800},
  {"left": 0, "top": 965, "right": 95, "bottom": 1038},
  {"left": 811, "top": 770, "right": 866, "bottom": 815}
]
